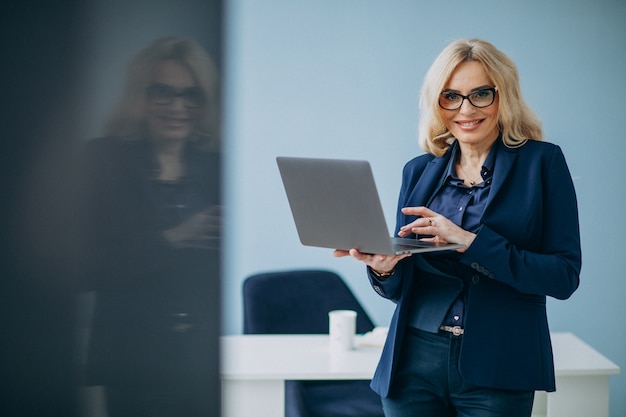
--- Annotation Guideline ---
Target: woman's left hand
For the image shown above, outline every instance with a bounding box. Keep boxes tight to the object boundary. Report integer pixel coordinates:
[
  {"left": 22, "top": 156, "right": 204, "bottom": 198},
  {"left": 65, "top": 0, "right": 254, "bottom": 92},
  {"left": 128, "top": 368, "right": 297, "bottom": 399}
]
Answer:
[{"left": 398, "top": 206, "right": 476, "bottom": 252}]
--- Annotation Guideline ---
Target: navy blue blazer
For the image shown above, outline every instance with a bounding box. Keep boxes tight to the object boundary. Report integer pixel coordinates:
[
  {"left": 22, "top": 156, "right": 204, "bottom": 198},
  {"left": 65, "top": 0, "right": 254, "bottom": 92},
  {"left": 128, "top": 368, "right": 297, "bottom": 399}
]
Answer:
[{"left": 368, "top": 138, "right": 581, "bottom": 397}]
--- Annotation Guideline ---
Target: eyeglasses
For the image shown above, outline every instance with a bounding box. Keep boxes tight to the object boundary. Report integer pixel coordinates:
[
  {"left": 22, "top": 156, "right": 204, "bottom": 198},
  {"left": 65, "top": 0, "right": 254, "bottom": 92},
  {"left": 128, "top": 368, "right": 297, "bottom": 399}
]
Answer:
[
  {"left": 146, "top": 83, "right": 206, "bottom": 108},
  {"left": 439, "top": 87, "right": 497, "bottom": 110}
]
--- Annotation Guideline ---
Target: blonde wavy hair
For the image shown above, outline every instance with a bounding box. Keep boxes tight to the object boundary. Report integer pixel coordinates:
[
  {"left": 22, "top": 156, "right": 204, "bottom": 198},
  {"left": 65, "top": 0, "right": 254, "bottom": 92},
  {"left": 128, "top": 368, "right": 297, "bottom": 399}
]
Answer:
[
  {"left": 104, "top": 37, "right": 220, "bottom": 150},
  {"left": 418, "top": 39, "right": 542, "bottom": 156}
]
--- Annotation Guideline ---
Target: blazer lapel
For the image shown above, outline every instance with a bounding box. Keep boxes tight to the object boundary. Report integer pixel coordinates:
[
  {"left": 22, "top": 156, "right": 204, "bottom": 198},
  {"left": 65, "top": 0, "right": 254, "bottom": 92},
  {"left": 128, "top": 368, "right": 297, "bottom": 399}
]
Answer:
[
  {"left": 484, "top": 140, "right": 518, "bottom": 212},
  {"left": 406, "top": 155, "right": 450, "bottom": 207}
]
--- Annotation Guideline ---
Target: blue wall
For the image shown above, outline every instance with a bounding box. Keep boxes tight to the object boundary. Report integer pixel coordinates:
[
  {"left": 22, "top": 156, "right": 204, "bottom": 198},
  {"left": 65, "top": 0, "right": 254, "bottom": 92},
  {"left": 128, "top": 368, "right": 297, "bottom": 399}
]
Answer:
[{"left": 223, "top": 1, "right": 626, "bottom": 415}]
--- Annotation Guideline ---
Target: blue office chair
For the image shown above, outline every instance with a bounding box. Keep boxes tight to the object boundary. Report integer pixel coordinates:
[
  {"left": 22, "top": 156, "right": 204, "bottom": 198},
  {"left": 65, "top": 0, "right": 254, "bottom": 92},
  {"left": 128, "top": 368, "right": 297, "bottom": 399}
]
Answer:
[{"left": 242, "top": 269, "right": 385, "bottom": 417}]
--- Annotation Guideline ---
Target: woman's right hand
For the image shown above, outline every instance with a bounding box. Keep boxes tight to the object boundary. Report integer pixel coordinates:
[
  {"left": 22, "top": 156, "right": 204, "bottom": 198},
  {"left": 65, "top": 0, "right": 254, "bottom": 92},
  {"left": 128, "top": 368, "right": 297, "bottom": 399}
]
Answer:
[{"left": 333, "top": 248, "right": 411, "bottom": 275}]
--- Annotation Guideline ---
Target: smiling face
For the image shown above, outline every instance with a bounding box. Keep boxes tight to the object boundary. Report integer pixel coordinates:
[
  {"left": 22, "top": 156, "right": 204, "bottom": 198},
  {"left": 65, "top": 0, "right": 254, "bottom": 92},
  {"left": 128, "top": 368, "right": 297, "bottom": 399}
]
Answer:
[
  {"left": 144, "top": 59, "right": 202, "bottom": 144},
  {"left": 440, "top": 60, "right": 500, "bottom": 149}
]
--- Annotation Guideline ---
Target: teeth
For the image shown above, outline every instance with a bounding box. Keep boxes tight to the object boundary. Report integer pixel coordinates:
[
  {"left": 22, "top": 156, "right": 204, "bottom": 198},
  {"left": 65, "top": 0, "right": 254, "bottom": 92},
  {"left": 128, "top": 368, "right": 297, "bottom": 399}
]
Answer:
[{"left": 459, "top": 120, "right": 481, "bottom": 127}]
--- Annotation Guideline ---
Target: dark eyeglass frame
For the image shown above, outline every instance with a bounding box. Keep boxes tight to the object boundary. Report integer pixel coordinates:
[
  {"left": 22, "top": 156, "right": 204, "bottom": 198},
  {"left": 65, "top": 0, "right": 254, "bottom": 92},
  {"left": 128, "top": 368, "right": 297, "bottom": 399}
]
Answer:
[
  {"left": 438, "top": 87, "right": 498, "bottom": 110},
  {"left": 145, "top": 82, "right": 206, "bottom": 108}
]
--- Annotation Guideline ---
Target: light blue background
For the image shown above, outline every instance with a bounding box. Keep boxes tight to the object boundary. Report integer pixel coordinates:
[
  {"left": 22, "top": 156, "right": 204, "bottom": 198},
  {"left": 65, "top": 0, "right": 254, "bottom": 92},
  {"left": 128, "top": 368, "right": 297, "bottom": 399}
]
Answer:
[{"left": 223, "top": 1, "right": 626, "bottom": 415}]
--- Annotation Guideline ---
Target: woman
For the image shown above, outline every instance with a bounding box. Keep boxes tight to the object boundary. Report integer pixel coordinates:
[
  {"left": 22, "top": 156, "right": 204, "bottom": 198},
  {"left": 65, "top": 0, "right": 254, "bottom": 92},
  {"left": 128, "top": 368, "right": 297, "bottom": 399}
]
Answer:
[
  {"left": 335, "top": 39, "right": 581, "bottom": 417},
  {"left": 81, "top": 37, "right": 221, "bottom": 417}
]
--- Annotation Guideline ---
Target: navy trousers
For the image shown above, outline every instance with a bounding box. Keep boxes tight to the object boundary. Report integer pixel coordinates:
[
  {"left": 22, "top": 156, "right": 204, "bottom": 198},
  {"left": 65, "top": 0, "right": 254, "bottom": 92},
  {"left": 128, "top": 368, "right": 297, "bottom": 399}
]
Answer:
[{"left": 381, "top": 327, "right": 535, "bottom": 417}]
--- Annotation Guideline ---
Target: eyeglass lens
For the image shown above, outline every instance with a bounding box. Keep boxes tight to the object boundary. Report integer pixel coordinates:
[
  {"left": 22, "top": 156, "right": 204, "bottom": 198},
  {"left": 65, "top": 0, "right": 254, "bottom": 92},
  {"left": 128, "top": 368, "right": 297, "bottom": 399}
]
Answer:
[
  {"left": 146, "top": 83, "right": 206, "bottom": 108},
  {"left": 439, "top": 88, "right": 496, "bottom": 110}
]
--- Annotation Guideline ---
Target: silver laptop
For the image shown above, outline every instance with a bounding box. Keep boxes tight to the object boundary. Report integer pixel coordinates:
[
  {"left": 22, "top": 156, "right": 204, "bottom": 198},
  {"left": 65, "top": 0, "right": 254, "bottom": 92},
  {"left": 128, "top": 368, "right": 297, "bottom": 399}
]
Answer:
[{"left": 276, "top": 156, "right": 465, "bottom": 255}]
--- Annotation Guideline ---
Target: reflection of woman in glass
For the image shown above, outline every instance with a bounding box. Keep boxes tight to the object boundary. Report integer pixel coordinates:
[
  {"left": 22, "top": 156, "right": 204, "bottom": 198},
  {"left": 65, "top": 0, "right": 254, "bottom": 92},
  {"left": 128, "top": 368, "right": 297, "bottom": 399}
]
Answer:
[{"left": 82, "top": 37, "right": 220, "bottom": 417}]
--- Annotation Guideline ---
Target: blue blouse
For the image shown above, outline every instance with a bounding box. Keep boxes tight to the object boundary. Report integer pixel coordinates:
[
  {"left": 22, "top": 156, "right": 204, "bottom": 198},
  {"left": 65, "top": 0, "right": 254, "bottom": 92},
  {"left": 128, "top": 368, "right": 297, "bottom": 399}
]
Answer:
[{"left": 420, "top": 140, "right": 496, "bottom": 328}]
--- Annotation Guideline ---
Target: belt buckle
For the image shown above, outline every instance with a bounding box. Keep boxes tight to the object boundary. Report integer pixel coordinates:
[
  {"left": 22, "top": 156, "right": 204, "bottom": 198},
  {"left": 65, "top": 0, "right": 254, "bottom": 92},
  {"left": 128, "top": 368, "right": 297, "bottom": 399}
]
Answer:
[{"left": 439, "top": 325, "right": 464, "bottom": 336}]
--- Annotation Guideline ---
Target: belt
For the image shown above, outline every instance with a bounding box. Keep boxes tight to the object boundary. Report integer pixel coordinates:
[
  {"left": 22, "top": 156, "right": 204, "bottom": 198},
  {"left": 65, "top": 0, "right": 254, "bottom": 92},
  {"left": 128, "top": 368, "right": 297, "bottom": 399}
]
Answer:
[{"left": 439, "top": 325, "right": 464, "bottom": 336}]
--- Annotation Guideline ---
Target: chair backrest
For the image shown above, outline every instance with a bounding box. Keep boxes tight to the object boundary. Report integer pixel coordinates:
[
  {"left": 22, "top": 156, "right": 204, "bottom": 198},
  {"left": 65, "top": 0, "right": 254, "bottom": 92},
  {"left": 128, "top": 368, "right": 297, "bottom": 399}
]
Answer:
[{"left": 243, "top": 269, "right": 375, "bottom": 335}]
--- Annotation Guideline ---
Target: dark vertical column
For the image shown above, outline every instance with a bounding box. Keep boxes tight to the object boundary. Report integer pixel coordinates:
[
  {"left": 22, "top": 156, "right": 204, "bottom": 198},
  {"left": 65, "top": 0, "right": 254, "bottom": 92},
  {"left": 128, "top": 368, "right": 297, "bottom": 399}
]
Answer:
[{"left": 1, "top": 1, "right": 224, "bottom": 416}]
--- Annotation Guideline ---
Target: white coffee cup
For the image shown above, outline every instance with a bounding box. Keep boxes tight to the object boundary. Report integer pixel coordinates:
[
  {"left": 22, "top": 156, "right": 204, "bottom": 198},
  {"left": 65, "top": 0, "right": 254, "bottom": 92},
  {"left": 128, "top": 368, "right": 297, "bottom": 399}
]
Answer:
[{"left": 328, "top": 310, "right": 357, "bottom": 353}]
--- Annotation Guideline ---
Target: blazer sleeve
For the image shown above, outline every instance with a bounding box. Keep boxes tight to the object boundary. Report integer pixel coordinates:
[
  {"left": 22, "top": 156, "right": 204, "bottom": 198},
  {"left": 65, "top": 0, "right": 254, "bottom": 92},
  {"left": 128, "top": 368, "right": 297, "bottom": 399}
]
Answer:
[
  {"left": 460, "top": 144, "right": 581, "bottom": 300},
  {"left": 366, "top": 257, "right": 415, "bottom": 303},
  {"left": 366, "top": 155, "right": 434, "bottom": 302}
]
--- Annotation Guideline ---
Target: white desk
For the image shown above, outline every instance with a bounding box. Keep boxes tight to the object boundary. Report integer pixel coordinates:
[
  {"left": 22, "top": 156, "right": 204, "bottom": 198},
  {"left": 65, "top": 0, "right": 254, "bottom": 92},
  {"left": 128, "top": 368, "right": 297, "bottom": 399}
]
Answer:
[{"left": 221, "top": 331, "right": 619, "bottom": 417}]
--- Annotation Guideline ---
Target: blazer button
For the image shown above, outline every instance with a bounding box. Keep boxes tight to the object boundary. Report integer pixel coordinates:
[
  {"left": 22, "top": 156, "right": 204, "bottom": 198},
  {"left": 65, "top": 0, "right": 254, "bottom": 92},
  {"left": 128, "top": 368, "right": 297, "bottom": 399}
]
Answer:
[{"left": 472, "top": 274, "right": 481, "bottom": 285}]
